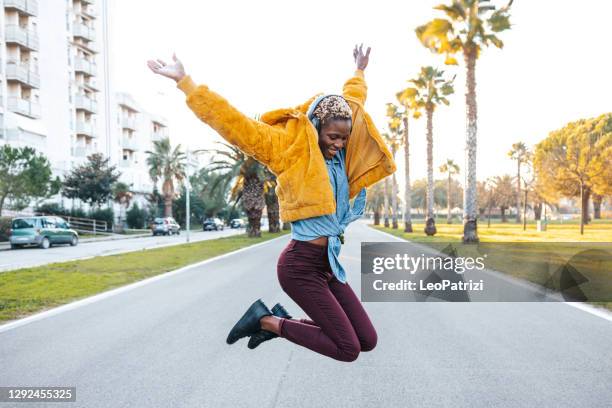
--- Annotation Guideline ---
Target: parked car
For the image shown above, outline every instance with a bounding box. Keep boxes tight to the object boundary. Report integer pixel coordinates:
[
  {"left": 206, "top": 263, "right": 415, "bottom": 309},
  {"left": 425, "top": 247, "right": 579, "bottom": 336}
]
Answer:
[
  {"left": 9, "top": 216, "right": 79, "bottom": 249},
  {"left": 203, "top": 218, "right": 225, "bottom": 231},
  {"left": 230, "top": 218, "right": 245, "bottom": 229},
  {"left": 151, "top": 217, "right": 180, "bottom": 236}
]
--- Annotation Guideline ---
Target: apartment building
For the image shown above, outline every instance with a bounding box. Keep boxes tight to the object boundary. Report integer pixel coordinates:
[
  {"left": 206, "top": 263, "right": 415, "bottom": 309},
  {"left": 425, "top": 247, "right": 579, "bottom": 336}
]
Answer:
[{"left": 0, "top": 0, "right": 169, "bottom": 217}]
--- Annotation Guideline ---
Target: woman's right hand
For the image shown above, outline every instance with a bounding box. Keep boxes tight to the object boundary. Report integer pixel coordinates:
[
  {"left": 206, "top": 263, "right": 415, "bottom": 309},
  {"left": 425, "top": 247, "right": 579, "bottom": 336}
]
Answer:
[{"left": 147, "top": 53, "right": 186, "bottom": 83}]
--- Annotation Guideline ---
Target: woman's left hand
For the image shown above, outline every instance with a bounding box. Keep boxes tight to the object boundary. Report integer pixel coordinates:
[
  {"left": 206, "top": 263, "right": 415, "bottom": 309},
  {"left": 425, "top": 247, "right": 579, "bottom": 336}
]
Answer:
[{"left": 353, "top": 44, "right": 371, "bottom": 71}]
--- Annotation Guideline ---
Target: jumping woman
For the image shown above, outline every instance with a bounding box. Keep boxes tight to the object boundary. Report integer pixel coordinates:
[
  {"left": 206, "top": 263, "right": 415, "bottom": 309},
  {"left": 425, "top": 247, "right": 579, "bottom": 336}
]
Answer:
[{"left": 148, "top": 44, "right": 396, "bottom": 362}]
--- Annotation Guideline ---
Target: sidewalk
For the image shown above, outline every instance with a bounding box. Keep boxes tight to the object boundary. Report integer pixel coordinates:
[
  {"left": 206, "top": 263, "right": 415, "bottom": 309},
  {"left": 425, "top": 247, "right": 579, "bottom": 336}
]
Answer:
[{"left": 0, "top": 232, "right": 151, "bottom": 251}]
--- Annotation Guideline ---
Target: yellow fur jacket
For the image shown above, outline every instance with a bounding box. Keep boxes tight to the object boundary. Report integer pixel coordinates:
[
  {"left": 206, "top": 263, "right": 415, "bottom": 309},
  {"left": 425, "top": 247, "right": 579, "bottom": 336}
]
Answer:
[{"left": 177, "top": 70, "right": 396, "bottom": 222}]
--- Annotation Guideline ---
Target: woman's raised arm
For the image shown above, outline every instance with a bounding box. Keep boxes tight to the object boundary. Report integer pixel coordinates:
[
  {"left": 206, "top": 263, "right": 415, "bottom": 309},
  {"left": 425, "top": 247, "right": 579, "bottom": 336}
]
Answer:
[{"left": 148, "top": 55, "right": 289, "bottom": 174}]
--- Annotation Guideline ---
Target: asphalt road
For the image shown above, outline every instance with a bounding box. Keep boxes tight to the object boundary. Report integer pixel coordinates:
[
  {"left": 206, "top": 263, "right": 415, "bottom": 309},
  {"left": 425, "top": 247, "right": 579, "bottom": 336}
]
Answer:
[
  {"left": 0, "top": 228, "right": 244, "bottom": 272},
  {"left": 0, "top": 221, "right": 611, "bottom": 407}
]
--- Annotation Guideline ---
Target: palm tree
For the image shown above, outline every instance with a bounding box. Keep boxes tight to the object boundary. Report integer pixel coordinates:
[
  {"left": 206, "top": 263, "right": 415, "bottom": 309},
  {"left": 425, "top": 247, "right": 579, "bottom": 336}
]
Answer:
[
  {"left": 383, "top": 176, "right": 390, "bottom": 228},
  {"left": 263, "top": 168, "right": 281, "bottom": 233},
  {"left": 508, "top": 142, "right": 529, "bottom": 223},
  {"left": 439, "top": 159, "right": 460, "bottom": 224},
  {"left": 366, "top": 181, "right": 385, "bottom": 225},
  {"left": 145, "top": 137, "right": 186, "bottom": 218},
  {"left": 204, "top": 142, "right": 266, "bottom": 237},
  {"left": 396, "top": 86, "right": 422, "bottom": 233},
  {"left": 492, "top": 174, "right": 515, "bottom": 222},
  {"left": 416, "top": 0, "right": 513, "bottom": 242},
  {"left": 385, "top": 106, "right": 404, "bottom": 229},
  {"left": 409, "top": 66, "right": 455, "bottom": 236}
]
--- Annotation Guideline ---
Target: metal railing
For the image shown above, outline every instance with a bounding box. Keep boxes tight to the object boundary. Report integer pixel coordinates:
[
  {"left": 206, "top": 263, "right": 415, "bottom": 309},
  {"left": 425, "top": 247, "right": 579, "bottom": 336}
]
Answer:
[
  {"left": 5, "top": 25, "right": 39, "bottom": 51},
  {"left": 4, "top": 0, "right": 38, "bottom": 16},
  {"left": 74, "top": 57, "right": 97, "bottom": 76},
  {"left": 5, "top": 60, "right": 40, "bottom": 88},
  {"left": 74, "top": 94, "right": 97, "bottom": 113},
  {"left": 7, "top": 96, "right": 41, "bottom": 119}
]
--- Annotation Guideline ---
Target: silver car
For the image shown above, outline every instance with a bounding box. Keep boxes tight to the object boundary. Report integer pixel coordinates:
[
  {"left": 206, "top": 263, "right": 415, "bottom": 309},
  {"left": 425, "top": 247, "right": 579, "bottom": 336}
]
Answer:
[{"left": 151, "top": 217, "right": 180, "bottom": 236}]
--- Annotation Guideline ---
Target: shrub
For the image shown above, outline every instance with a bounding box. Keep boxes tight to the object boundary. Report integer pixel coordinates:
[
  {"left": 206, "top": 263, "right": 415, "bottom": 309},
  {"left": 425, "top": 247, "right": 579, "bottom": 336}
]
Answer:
[
  {"left": 89, "top": 208, "right": 114, "bottom": 229},
  {"left": 126, "top": 204, "right": 148, "bottom": 229},
  {"left": 0, "top": 217, "right": 12, "bottom": 241}
]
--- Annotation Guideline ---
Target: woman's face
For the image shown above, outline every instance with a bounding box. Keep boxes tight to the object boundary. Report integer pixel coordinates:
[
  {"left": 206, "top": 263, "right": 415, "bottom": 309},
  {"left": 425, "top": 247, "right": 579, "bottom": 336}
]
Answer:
[{"left": 318, "top": 119, "right": 351, "bottom": 160}]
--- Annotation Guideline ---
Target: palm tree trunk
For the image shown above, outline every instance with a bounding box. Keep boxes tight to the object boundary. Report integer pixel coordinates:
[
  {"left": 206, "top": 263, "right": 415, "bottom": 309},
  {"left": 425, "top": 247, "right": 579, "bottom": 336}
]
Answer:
[
  {"left": 383, "top": 177, "right": 390, "bottom": 228},
  {"left": 391, "top": 173, "right": 398, "bottom": 229},
  {"left": 447, "top": 173, "right": 452, "bottom": 224},
  {"left": 264, "top": 190, "right": 281, "bottom": 233},
  {"left": 462, "top": 47, "right": 479, "bottom": 243},
  {"left": 403, "top": 116, "right": 413, "bottom": 232},
  {"left": 424, "top": 106, "right": 437, "bottom": 236},
  {"left": 516, "top": 160, "right": 522, "bottom": 223},
  {"left": 164, "top": 195, "right": 173, "bottom": 217},
  {"left": 243, "top": 175, "right": 265, "bottom": 238},
  {"left": 374, "top": 209, "right": 380, "bottom": 225}
]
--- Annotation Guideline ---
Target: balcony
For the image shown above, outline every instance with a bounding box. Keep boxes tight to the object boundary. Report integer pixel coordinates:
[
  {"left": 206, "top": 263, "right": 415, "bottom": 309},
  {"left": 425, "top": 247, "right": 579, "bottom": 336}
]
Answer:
[
  {"left": 73, "top": 23, "right": 96, "bottom": 42},
  {"left": 5, "top": 61, "right": 40, "bottom": 88},
  {"left": 5, "top": 25, "right": 39, "bottom": 51},
  {"left": 122, "top": 137, "right": 138, "bottom": 151},
  {"left": 76, "top": 120, "right": 95, "bottom": 137},
  {"left": 83, "top": 78, "right": 99, "bottom": 91},
  {"left": 4, "top": 0, "right": 38, "bottom": 16},
  {"left": 121, "top": 117, "right": 136, "bottom": 130},
  {"left": 74, "top": 57, "right": 97, "bottom": 76},
  {"left": 120, "top": 159, "right": 134, "bottom": 168},
  {"left": 74, "top": 37, "right": 98, "bottom": 54},
  {"left": 7, "top": 96, "right": 41, "bottom": 119},
  {"left": 72, "top": 145, "right": 95, "bottom": 158},
  {"left": 81, "top": 5, "right": 97, "bottom": 18},
  {"left": 74, "top": 94, "right": 97, "bottom": 113},
  {"left": 151, "top": 129, "right": 168, "bottom": 142}
]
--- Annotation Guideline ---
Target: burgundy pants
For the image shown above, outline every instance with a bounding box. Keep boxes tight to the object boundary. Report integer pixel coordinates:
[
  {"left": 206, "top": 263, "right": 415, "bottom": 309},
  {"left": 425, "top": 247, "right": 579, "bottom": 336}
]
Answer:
[{"left": 276, "top": 239, "right": 377, "bottom": 362}]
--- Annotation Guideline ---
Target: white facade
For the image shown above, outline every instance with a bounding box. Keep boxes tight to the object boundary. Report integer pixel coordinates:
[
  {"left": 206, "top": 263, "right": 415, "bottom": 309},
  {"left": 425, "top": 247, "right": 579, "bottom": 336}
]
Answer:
[{"left": 0, "top": 0, "right": 169, "bottom": 217}]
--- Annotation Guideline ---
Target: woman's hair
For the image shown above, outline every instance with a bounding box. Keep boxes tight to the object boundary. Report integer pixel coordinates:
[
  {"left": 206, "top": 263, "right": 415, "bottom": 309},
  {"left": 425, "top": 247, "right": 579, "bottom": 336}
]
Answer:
[{"left": 308, "top": 95, "right": 352, "bottom": 132}]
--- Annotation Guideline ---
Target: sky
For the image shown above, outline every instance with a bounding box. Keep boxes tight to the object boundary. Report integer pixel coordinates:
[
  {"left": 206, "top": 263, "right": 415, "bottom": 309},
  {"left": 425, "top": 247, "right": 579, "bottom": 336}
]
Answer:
[{"left": 108, "top": 0, "right": 612, "bottom": 195}]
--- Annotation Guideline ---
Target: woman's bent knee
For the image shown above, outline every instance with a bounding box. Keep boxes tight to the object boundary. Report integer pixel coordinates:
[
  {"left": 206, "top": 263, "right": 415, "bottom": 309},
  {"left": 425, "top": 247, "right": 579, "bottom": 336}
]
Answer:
[
  {"left": 360, "top": 329, "right": 378, "bottom": 352},
  {"left": 337, "top": 347, "right": 360, "bottom": 362}
]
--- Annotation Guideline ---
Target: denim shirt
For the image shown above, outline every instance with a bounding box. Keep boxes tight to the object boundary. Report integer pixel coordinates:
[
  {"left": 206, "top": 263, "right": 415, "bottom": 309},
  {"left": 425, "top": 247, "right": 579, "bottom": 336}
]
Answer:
[{"left": 291, "top": 148, "right": 367, "bottom": 284}]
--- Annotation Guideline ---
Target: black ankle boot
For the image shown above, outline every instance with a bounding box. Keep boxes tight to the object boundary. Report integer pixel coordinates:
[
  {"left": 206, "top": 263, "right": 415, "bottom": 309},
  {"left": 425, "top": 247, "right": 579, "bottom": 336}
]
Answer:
[
  {"left": 226, "top": 299, "right": 272, "bottom": 344},
  {"left": 247, "top": 303, "right": 292, "bottom": 349}
]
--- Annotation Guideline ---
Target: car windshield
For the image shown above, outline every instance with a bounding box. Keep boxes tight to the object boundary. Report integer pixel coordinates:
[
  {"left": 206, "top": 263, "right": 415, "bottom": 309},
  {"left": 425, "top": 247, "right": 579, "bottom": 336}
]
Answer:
[
  {"left": 12, "top": 218, "right": 38, "bottom": 229},
  {"left": 154, "top": 218, "right": 164, "bottom": 224}
]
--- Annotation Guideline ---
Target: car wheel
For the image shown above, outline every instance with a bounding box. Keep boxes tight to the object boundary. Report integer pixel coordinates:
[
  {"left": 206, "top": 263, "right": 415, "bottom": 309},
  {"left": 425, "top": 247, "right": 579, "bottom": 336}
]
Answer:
[
  {"left": 40, "top": 237, "right": 50, "bottom": 249},
  {"left": 70, "top": 235, "right": 78, "bottom": 246},
  {"left": 10, "top": 244, "right": 21, "bottom": 249},
  {"left": 177, "top": 230, "right": 180, "bottom": 235}
]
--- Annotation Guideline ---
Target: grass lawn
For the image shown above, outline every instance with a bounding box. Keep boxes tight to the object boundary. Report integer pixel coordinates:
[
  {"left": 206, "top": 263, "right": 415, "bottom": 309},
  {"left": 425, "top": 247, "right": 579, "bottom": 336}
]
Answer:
[
  {"left": 0, "top": 231, "right": 289, "bottom": 323},
  {"left": 373, "top": 218, "right": 612, "bottom": 243},
  {"left": 371, "top": 220, "right": 612, "bottom": 311}
]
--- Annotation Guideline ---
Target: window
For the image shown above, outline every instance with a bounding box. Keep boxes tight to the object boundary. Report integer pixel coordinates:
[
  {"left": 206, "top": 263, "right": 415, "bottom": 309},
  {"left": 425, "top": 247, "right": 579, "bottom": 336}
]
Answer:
[
  {"left": 12, "top": 218, "right": 37, "bottom": 229},
  {"left": 42, "top": 217, "right": 56, "bottom": 228}
]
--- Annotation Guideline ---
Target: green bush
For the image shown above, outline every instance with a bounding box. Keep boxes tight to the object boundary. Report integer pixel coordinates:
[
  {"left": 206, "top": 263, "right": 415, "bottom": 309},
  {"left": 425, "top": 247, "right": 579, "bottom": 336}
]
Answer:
[
  {"left": 126, "top": 204, "right": 148, "bottom": 229},
  {"left": 36, "top": 203, "right": 87, "bottom": 219},
  {"left": 89, "top": 208, "right": 114, "bottom": 228},
  {"left": 36, "top": 202, "right": 65, "bottom": 216},
  {"left": 0, "top": 217, "right": 12, "bottom": 242}
]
